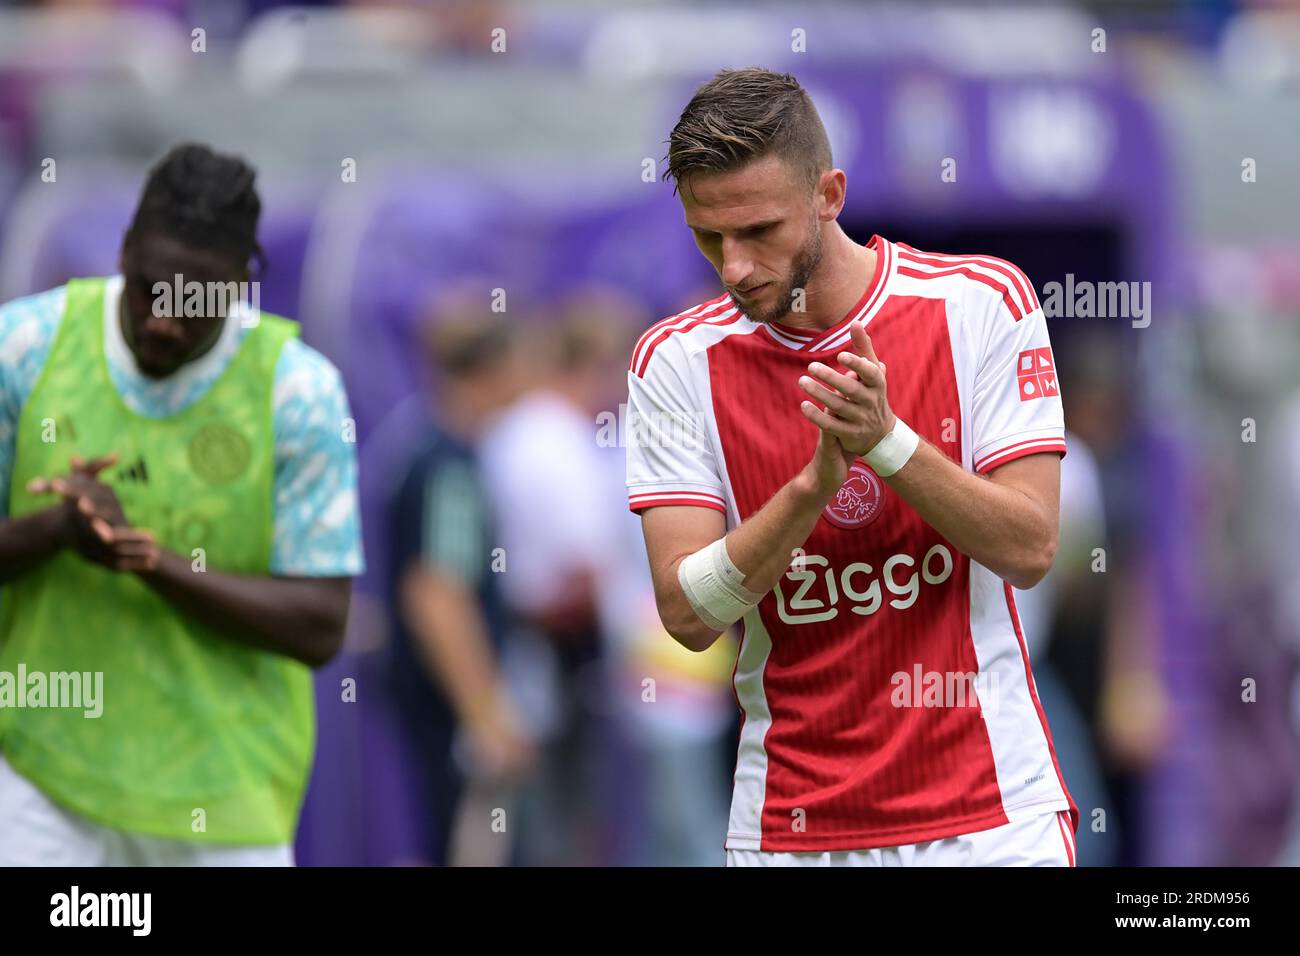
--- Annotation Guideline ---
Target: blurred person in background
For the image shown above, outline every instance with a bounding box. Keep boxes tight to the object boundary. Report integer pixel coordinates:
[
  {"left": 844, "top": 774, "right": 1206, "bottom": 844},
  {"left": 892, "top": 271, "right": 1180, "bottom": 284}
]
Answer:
[
  {"left": 382, "top": 301, "right": 536, "bottom": 867},
  {"left": 0, "top": 142, "right": 360, "bottom": 865},
  {"left": 1011, "top": 425, "right": 1119, "bottom": 866},
  {"left": 1056, "top": 337, "right": 1171, "bottom": 865},
  {"left": 583, "top": 285, "right": 737, "bottom": 866},
  {"left": 479, "top": 289, "right": 630, "bottom": 865}
]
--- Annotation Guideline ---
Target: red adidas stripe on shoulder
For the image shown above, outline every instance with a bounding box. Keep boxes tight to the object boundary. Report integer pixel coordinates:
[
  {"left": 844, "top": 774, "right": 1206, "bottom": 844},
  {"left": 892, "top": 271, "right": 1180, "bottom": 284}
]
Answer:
[
  {"left": 631, "top": 297, "right": 738, "bottom": 379},
  {"left": 628, "top": 295, "right": 730, "bottom": 374},
  {"left": 896, "top": 247, "right": 1039, "bottom": 320},
  {"left": 894, "top": 243, "right": 1038, "bottom": 311},
  {"left": 973, "top": 253, "right": 1039, "bottom": 313}
]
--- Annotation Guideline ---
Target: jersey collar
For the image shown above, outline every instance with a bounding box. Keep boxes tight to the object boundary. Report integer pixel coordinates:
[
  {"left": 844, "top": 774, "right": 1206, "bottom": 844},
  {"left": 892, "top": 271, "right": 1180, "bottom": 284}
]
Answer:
[{"left": 760, "top": 234, "right": 895, "bottom": 353}]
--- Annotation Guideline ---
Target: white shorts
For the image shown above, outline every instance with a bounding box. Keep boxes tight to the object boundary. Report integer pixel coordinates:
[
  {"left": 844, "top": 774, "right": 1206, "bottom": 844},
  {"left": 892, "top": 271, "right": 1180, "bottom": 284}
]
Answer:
[
  {"left": 0, "top": 753, "right": 293, "bottom": 867},
  {"left": 725, "top": 809, "right": 1076, "bottom": 867}
]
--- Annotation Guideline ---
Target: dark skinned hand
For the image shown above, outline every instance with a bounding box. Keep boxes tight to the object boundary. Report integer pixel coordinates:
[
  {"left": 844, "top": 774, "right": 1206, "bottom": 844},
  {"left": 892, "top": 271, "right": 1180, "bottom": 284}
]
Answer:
[{"left": 27, "top": 453, "right": 160, "bottom": 572}]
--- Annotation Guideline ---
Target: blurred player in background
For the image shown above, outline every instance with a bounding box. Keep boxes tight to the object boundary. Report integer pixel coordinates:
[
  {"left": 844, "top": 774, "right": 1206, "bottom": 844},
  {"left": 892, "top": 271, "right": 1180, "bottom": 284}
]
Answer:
[
  {"left": 383, "top": 304, "right": 535, "bottom": 867},
  {"left": 602, "top": 391, "right": 738, "bottom": 865},
  {"left": 1011, "top": 426, "right": 1118, "bottom": 866},
  {"left": 628, "top": 68, "right": 1077, "bottom": 866},
  {"left": 0, "top": 143, "right": 362, "bottom": 865},
  {"left": 480, "top": 295, "right": 628, "bottom": 865}
]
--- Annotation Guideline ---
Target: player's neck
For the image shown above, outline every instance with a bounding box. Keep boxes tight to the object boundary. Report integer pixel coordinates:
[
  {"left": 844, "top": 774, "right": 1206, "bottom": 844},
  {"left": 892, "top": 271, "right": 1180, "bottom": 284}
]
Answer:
[{"left": 779, "top": 228, "right": 876, "bottom": 334}]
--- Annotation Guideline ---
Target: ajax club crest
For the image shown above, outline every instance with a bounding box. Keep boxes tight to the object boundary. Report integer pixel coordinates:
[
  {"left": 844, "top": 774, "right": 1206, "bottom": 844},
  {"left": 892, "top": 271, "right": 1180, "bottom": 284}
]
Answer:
[{"left": 823, "top": 459, "right": 884, "bottom": 530}]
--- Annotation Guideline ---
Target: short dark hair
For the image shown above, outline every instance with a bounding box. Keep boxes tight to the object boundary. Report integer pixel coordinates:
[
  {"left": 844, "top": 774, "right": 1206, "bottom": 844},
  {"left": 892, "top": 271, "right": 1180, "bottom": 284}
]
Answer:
[
  {"left": 127, "top": 143, "right": 265, "bottom": 273},
  {"left": 419, "top": 282, "right": 514, "bottom": 380},
  {"left": 666, "top": 68, "right": 833, "bottom": 197}
]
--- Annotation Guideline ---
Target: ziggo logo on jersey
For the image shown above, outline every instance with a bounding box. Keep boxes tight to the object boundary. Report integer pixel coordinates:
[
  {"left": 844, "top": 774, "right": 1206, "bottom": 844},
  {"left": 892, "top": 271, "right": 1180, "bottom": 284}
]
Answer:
[{"left": 774, "top": 545, "right": 954, "bottom": 624}]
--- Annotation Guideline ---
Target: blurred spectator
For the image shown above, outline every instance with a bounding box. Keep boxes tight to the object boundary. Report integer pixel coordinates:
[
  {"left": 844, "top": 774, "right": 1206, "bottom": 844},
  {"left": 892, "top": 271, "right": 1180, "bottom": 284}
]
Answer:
[
  {"left": 381, "top": 300, "right": 536, "bottom": 867},
  {"left": 601, "top": 287, "right": 737, "bottom": 866},
  {"left": 1013, "top": 429, "right": 1119, "bottom": 866},
  {"left": 1057, "top": 337, "right": 1172, "bottom": 865},
  {"left": 479, "top": 287, "right": 638, "bottom": 865}
]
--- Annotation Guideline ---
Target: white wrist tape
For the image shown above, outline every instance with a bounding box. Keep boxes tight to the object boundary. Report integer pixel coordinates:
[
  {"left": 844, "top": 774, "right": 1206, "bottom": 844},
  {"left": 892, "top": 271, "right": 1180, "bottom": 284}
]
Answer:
[
  {"left": 864, "top": 417, "right": 919, "bottom": 477},
  {"left": 677, "top": 537, "right": 763, "bottom": 632}
]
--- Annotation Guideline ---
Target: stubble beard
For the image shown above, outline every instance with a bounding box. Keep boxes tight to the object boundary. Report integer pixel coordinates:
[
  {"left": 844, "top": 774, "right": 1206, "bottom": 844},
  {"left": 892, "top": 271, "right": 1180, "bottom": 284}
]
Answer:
[{"left": 731, "top": 221, "right": 825, "bottom": 327}]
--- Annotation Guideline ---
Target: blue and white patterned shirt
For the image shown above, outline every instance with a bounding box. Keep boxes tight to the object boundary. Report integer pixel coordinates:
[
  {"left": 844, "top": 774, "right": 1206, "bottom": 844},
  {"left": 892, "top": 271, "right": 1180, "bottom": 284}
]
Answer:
[{"left": 0, "top": 277, "right": 363, "bottom": 577}]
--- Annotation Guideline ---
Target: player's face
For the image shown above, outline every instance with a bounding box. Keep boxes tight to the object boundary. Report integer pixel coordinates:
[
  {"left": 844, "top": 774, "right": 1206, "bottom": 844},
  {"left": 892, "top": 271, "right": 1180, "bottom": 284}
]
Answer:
[
  {"left": 681, "top": 154, "right": 825, "bottom": 325},
  {"left": 118, "top": 231, "right": 245, "bottom": 378}
]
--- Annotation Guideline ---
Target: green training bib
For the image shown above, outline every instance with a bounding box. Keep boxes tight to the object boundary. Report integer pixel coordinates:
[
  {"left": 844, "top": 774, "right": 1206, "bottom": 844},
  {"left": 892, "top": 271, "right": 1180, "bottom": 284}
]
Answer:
[{"left": 0, "top": 276, "right": 314, "bottom": 845}]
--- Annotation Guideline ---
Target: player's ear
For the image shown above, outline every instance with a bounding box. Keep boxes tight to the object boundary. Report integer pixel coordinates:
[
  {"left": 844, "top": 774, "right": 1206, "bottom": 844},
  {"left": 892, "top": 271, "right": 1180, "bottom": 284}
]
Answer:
[{"left": 817, "top": 168, "right": 847, "bottom": 221}]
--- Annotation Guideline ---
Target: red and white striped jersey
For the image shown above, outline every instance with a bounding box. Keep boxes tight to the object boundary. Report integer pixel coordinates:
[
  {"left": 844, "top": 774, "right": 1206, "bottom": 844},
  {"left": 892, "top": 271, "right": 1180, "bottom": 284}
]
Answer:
[{"left": 626, "top": 234, "right": 1077, "bottom": 852}]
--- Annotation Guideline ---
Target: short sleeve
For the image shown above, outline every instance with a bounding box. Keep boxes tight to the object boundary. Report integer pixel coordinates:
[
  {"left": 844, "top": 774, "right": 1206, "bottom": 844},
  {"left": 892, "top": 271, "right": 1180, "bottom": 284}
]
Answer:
[
  {"left": 0, "top": 287, "right": 66, "bottom": 518},
  {"left": 270, "top": 340, "right": 364, "bottom": 576},
  {"left": 970, "top": 290, "right": 1067, "bottom": 475},
  {"left": 420, "top": 454, "right": 487, "bottom": 589},
  {"left": 625, "top": 335, "right": 726, "bottom": 514}
]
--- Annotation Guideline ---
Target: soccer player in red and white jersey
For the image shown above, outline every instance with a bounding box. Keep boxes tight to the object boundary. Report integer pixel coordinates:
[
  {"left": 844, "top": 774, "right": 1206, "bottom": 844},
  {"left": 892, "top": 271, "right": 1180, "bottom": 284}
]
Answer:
[{"left": 626, "top": 68, "right": 1079, "bottom": 866}]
